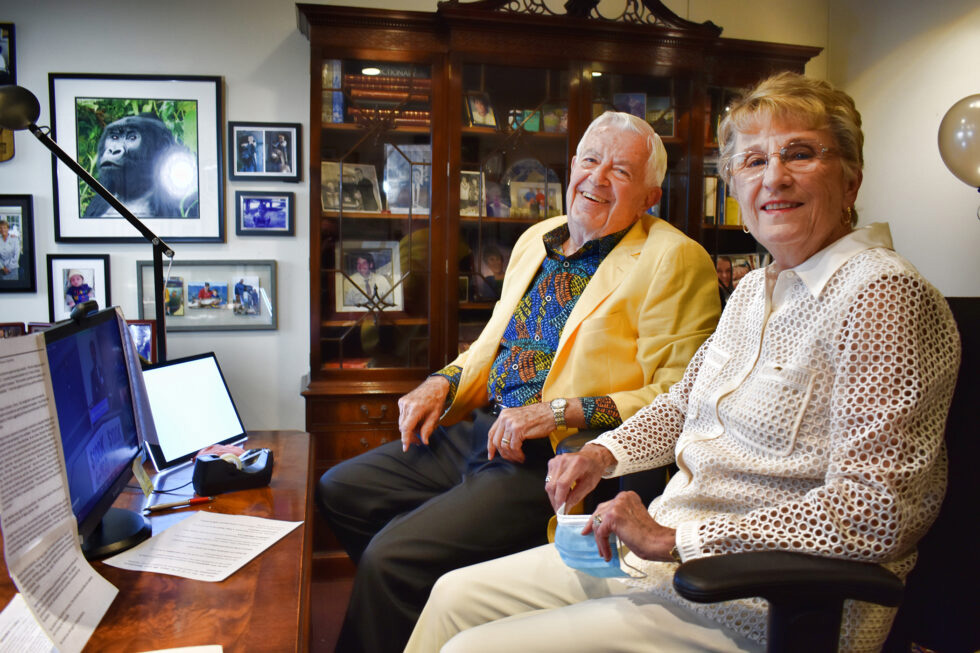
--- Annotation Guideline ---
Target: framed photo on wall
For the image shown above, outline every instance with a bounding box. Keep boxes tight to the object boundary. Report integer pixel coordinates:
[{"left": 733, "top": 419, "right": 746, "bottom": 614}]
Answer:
[
  {"left": 49, "top": 73, "right": 223, "bottom": 243},
  {"left": 47, "top": 254, "right": 111, "bottom": 322},
  {"left": 0, "top": 194, "right": 37, "bottom": 293},
  {"left": 235, "top": 191, "right": 295, "bottom": 236},
  {"left": 0, "top": 24, "right": 15, "bottom": 86},
  {"left": 126, "top": 319, "right": 157, "bottom": 363},
  {"left": 0, "top": 323, "right": 25, "bottom": 339},
  {"left": 228, "top": 121, "right": 301, "bottom": 182},
  {"left": 335, "top": 240, "right": 404, "bottom": 312}
]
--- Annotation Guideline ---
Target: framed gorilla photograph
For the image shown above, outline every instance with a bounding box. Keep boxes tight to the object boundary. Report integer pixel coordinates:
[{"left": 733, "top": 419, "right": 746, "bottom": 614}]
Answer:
[
  {"left": 49, "top": 73, "right": 224, "bottom": 243},
  {"left": 228, "top": 121, "right": 301, "bottom": 183}
]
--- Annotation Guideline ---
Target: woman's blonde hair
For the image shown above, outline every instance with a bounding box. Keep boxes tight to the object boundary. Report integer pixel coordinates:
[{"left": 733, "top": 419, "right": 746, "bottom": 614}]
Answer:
[{"left": 718, "top": 72, "right": 863, "bottom": 222}]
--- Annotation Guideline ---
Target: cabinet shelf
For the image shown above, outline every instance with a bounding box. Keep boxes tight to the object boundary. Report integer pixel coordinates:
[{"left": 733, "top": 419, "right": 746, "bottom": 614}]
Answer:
[
  {"left": 320, "top": 211, "right": 430, "bottom": 221},
  {"left": 321, "top": 121, "right": 430, "bottom": 134},
  {"left": 321, "top": 316, "right": 429, "bottom": 328}
]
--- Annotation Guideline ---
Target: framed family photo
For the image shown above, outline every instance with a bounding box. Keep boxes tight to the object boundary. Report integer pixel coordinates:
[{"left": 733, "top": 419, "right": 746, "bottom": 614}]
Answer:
[
  {"left": 235, "top": 191, "right": 295, "bottom": 236},
  {"left": 49, "top": 73, "right": 223, "bottom": 243},
  {"left": 228, "top": 122, "right": 301, "bottom": 182},
  {"left": 459, "top": 171, "right": 484, "bottom": 217},
  {"left": 126, "top": 319, "right": 157, "bottom": 363},
  {"left": 137, "top": 259, "right": 277, "bottom": 331},
  {"left": 0, "top": 24, "right": 15, "bottom": 86},
  {"left": 335, "top": 240, "right": 404, "bottom": 313},
  {"left": 47, "top": 254, "right": 110, "bottom": 322},
  {"left": 320, "top": 161, "right": 382, "bottom": 212},
  {"left": 508, "top": 181, "right": 562, "bottom": 220},
  {"left": 0, "top": 194, "right": 36, "bottom": 293}
]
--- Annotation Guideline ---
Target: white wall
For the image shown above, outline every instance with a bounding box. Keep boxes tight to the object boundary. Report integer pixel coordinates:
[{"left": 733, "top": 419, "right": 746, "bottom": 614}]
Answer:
[{"left": 6, "top": 0, "right": 972, "bottom": 432}]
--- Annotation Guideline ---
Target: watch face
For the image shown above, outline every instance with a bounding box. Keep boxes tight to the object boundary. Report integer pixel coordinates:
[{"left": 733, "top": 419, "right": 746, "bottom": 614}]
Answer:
[{"left": 552, "top": 398, "right": 567, "bottom": 409}]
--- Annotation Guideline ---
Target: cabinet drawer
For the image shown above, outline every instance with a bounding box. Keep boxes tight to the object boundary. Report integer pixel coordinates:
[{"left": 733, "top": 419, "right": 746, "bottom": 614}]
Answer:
[
  {"left": 308, "top": 395, "right": 399, "bottom": 429},
  {"left": 315, "top": 429, "right": 397, "bottom": 463}
]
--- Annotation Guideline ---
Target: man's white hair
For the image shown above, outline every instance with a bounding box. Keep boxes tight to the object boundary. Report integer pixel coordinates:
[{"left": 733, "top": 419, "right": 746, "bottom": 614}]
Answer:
[{"left": 576, "top": 111, "right": 667, "bottom": 188}]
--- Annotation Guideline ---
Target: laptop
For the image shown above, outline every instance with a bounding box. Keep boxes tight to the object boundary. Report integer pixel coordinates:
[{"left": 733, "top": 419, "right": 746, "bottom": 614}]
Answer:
[{"left": 141, "top": 352, "right": 248, "bottom": 494}]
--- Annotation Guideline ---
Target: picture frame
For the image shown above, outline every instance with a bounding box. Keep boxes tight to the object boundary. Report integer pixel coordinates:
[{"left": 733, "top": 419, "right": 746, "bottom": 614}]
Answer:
[
  {"left": 137, "top": 259, "right": 277, "bottom": 331},
  {"left": 228, "top": 121, "right": 301, "bottom": 182},
  {"left": 235, "top": 191, "right": 295, "bottom": 236},
  {"left": 384, "top": 144, "right": 431, "bottom": 214},
  {"left": 47, "top": 254, "right": 111, "bottom": 322},
  {"left": 473, "top": 241, "right": 509, "bottom": 301},
  {"left": 465, "top": 92, "right": 496, "bottom": 128},
  {"left": 458, "top": 275, "right": 470, "bottom": 303},
  {"left": 0, "top": 194, "right": 37, "bottom": 293},
  {"left": 27, "top": 322, "right": 52, "bottom": 333},
  {"left": 459, "top": 171, "right": 485, "bottom": 217},
  {"left": 646, "top": 95, "right": 675, "bottom": 138},
  {"left": 320, "top": 161, "right": 382, "bottom": 213},
  {"left": 335, "top": 241, "right": 404, "bottom": 312},
  {"left": 614, "top": 92, "right": 646, "bottom": 120},
  {"left": 0, "top": 323, "right": 25, "bottom": 339},
  {"left": 126, "top": 319, "right": 157, "bottom": 363},
  {"left": 508, "top": 181, "right": 563, "bottom": 219},
  {"left": 541, "top": 103, "right": 568, "bottom": 133},
  {"left": 49, "top": 73, "right": 223, "bottom": 243},
  {"left": 0, "top": 24, "right": 15, "bottom": 86}
]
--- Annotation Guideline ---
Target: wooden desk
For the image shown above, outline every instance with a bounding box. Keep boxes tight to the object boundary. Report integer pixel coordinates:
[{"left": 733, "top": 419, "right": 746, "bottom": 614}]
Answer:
[{"left": 0, "top": 430, "right": 313, "bottom": 653}]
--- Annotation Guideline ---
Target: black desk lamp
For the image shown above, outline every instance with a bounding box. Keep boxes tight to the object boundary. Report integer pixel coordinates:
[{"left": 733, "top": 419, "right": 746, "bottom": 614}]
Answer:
[{"left": 0, "top": 85, "right": 173, "bottom": 362}]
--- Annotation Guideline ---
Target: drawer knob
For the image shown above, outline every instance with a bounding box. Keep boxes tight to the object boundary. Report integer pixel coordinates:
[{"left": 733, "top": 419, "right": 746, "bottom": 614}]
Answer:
[{"left": 360, "top": 404, "right": 388, "bottom": 420}]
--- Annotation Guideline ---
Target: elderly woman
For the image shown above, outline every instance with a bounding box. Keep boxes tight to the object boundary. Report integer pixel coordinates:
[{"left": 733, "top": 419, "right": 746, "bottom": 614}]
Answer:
[{"left": 405, "top": 72, "right": 960, "bottom": 653}]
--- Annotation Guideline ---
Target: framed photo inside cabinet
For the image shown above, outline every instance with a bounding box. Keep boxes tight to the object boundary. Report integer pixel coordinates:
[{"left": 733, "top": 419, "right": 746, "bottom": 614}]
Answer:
[
  {"left": 646, "top": 95, "right": 675, "bottom": 138},
  {"left": 335, "top": 241, "right": 403, "bottom": 312},
  {"left": 228, "top": 122, "right": 301, "bottom": 182},
  {"left": 137, "top": 260, "right": 277, "bottom": 331},
  {"left": 235, "top": 191, "right": 295, "bottom": 236},
  {"left": 459, "top": 171, "right": 484, "bottom": 216},
  {"left": 47, "top": 254, "right": 110, "bottom": 322},
  {"left": 384, "top": 144, "right": 431, "bottom": 214},
  {"left": 320, "top": 162, "right": 382, "bottom": 212},
  {"left": 465, "top": 92, "right": 496, "bottom": 128},
  {"left": 0, "top": 24, "right": 15, "bottom": 86},
  {"left": 0, "top": 323, "right": 25, "bottom": 339},
  {"left": 0, "top": 194, "right": 36, "bottom": 293},
  {"left": 126, "top": 319, "right": 156, "bottom": 363},
  {"left": 613, "top": 92, "right": 646, "bottom": 120},
  {"left": 49, "top": 73, "right": 223, "bottom": 243},
  {"left": 508, "top": 181, "right": 562, "bottom": 219}
]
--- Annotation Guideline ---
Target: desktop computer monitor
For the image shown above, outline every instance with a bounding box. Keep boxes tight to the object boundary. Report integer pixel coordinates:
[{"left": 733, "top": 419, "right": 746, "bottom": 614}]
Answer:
[{"left": 43, "top": 307, "right": 151, "bottom": 559}]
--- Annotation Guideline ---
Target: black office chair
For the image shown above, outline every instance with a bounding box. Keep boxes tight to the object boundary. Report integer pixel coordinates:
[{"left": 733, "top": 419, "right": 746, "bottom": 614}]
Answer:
[{"left": 556, "top": 297, "right": 978, "bottom": 653}]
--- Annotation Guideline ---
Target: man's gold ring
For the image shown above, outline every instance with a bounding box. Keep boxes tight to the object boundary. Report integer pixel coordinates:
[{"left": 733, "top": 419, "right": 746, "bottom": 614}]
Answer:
[
  {"left": 501, "top": 437, "right": 510, "bottom": 445},
  {"left": 593, "top": 514, "right": 602, "bottom": 528}
]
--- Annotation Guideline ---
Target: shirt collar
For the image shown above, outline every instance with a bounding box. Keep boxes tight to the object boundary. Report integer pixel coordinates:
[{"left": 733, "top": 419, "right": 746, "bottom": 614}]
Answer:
[
  {"left": 788, "top": 222, "right": 894, "bottom": 297},
  {"left": 542, "top": 222, "right": 630, "bottom": 260}
]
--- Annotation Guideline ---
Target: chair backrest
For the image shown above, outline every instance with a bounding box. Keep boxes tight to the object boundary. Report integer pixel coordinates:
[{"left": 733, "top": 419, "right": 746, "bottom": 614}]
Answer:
[{"left": 883, "top": 297, "right": 978, "bottom": 652}]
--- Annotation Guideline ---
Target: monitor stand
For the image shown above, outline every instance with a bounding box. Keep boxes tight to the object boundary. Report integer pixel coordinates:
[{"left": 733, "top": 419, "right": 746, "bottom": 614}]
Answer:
[{"left": 81, "top": 507, "right": 152, "bottom": 560}]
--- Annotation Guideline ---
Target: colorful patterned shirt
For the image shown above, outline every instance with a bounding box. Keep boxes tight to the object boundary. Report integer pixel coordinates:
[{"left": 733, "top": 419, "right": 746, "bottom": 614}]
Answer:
[{"left": 435, "top": 223, "right": 624, "bottom": 429}]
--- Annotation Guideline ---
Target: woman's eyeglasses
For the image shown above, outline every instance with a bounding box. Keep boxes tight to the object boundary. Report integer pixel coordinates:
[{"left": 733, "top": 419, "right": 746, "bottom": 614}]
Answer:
[{"left": 724, "top": 141, "right": 836, "bottom": 181}]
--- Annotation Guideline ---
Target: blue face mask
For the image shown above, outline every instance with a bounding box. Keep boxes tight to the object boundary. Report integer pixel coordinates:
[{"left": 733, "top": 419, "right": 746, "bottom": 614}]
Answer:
[{"left": 554, "top": 513, "right": 629, "bottom": 578}]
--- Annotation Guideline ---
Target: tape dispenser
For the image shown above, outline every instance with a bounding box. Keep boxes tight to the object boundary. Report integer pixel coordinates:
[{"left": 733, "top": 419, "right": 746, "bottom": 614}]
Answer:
[{"left": 192, "top": 448, "right": 274, "bottom": 495}]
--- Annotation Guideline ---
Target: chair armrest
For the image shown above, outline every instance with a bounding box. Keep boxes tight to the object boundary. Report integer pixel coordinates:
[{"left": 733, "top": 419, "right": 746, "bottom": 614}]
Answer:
[{"left": 673, "top": 551, "right": 904, "bottom": 607}]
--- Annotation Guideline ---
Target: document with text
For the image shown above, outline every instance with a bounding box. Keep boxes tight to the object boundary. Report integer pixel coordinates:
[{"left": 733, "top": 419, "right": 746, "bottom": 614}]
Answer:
[
  {"left": 103, "top": 512, "right": 301, "bottom": 582},
  {"left": 0, "top": 334, "right": 118, "bottom": 653}
]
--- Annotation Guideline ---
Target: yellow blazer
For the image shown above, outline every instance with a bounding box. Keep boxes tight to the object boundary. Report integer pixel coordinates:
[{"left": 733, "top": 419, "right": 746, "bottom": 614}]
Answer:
[{"left": 442, "top": 214, "right": 721, "bottom": 450}]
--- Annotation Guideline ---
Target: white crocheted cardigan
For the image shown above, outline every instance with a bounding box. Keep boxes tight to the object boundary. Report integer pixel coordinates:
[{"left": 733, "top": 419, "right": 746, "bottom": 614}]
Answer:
[{"left": 593, "top": 224, "right": 961, "bottom": 652}]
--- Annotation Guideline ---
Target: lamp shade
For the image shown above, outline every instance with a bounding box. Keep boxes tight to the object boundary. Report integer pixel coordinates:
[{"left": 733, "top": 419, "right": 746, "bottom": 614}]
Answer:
[
  {"left": 938, "top": 93, "right": 980, "bottom": 188},
  {"left": 0, "top": 85, "right": 41, "bottom": 131}
]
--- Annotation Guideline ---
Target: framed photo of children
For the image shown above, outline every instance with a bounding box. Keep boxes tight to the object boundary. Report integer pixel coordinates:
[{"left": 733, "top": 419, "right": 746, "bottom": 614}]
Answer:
[
  {"left": 0, "top": 194, "right": 37, "bottom": 293},
  {"left": 228, "top": 122, "right": 301, "bottom": 182},
  {"left": 465, "top": 92, "right": 496, "bottom": 128},
  {"left": 47, "top": 254, "right": 110, "bottom": 322},
  {"left": 235, "top": 191, "right": 295, "bottom": 236},
  {"left": 137, "top": 259, "right": 277, "bottom": 331},
  {"left": 49, "top": 73, "right": 223, "bottom": 243}
]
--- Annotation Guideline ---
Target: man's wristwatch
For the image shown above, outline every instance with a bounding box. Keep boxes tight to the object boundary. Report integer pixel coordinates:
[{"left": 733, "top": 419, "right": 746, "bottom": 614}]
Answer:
[{"left": 550, "top": 397, "right": 568, "bottom": 429}]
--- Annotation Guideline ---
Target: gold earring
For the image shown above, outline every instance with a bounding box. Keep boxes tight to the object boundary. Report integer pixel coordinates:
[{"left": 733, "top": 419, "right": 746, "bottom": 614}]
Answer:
[
  {"left": 842, "top": 206, "right": 853, "bottom": 227},
  {"left": 742, "top": 221, "right": 750, "bottom": 234}
]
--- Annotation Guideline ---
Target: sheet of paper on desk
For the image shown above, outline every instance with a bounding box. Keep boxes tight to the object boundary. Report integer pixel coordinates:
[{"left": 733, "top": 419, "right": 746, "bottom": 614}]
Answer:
[
  {"left": 102, "top": 512, "right": 302, "bottom": 582},
  {"left": 0, "top": 593, "right": 56, "bottom": 652},
  {"left": 0, "top": 332, "right": 119, "bottom": 653}
]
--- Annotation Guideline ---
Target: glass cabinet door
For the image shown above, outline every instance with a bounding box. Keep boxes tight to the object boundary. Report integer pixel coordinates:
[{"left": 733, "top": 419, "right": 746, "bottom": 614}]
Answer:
[
  {"left": 453, "top": 62, "right": 570, "bottom": 355},
  {"left": 317, "top": 58, "right": 433, "bottom": 371}
]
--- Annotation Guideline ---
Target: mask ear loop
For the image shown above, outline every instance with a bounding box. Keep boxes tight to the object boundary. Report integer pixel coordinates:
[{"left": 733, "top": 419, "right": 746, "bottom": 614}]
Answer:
[{"left": 615, "top": 537, "right": 648, "bottom": 579}]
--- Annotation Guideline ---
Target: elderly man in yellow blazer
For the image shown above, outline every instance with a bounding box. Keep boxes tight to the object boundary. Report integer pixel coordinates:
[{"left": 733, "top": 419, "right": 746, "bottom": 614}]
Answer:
[{"left": 317, "top": 111, "right": 720, "bottom": 653}]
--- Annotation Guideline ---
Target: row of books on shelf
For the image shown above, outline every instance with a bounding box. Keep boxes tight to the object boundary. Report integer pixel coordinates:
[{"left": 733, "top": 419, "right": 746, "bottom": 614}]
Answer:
[{"left": 703, "top": 174, "right": 741, "bottom": 226}]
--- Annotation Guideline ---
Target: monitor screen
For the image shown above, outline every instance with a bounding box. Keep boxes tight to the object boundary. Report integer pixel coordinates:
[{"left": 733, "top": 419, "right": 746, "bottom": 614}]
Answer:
[{"left": 44, "top": 309, "right": 144, "bottom": 550}]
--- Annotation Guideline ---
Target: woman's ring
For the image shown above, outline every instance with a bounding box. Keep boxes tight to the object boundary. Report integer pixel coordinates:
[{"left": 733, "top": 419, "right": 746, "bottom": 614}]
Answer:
[
  {"left": 545, "top": 475, "right": 552, "bottom": 483},
  {"left": 593, "top": 514, "right": 602, "bottom": 528}
]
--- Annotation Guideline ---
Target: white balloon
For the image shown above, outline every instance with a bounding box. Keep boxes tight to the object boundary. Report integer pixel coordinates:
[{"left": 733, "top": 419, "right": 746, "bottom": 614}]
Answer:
[{"left": 938, "top": 94, "right": 980, "bottom": 188}]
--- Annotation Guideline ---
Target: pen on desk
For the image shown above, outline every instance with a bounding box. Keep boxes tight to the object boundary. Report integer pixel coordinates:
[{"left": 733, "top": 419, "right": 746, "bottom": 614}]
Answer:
[{"left": 144, "top": 496, "right": 214, "bottom": 513}]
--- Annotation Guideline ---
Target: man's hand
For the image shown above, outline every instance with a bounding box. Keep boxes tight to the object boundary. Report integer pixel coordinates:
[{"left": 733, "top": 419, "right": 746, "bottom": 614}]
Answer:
[
  {"left": 584, "top": 490, "right": 676, "bottom": 563},
  {"left": 487, "top": 403, "right": 557, "bottom": 463},
  {"left": 398, "top": 376, "right": 450, "bottom": 451},
  {"left": 544, "top": 443, "right": 614, "bottom": 510}
]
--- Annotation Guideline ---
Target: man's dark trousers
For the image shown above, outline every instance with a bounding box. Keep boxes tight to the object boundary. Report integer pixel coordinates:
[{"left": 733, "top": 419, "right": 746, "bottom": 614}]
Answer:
[{"left": 316, "top": 409, "right": 555, "bottom": 653}]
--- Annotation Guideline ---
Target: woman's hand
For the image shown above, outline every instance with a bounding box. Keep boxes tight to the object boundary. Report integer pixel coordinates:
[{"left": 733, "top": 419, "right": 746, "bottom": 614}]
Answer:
[
  {"left": 545, "top": 443, "right": 614, "bottom": 511},
  {"left": 585, "top": 490, "right": 676, "bottom": 562}
]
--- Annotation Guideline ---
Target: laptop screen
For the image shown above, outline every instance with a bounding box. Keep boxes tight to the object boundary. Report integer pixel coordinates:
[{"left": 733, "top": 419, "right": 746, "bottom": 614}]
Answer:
[{"left": 141, "top": 352, "right": 247, "bottom": 471}]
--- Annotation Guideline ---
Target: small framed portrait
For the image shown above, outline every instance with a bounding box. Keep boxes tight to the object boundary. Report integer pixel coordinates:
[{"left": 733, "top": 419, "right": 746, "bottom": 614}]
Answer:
[
  {"left": 49, "top": 73, "right": 223, "bottom": 243},
  {"left": 27, "top": 322, "right": 53, "bottom": 333},
  {"left": 0, "top": 194, "right": 36, "bottom": 293},
  {"left": 473, "top": 241, "right": 509, "bottom": 301},
  {"left": 320, "top": 162, "right": 382, "bottom": 213},
  {"left": 235, "top": 191, "right": 295, "bottom": 236},
  {"left": 458, "top": 275, "right": 470, "bottom": 303},
  {"left": 465, "top": 92, "right": 496, "bottom": 128},
  {"left": 613, "top": 92, "right": 646, "bottom": 120},
  {"left": 484, "top": 181, "right": 510, "bottom": 218},
  {"left": 335, "top": 240, "right": 403, "bottom": 313},
  {"left": 508, "top": 181, "right": 563, "bottom": 220},
  {"left": 0, "top": 323, "right": 25, "bottom": 339},
  {"left": 228, "top": 121, "right": 302, "bottom": 182},
  {"left": 126, "top": 319, "right": 157, "bottom": 363},
  {"left": 46, "top": 254, "right": 111, "bottom": 322},
  {"left": 384, "top": 144, "right": 431, "bottom": 214},
  {"left": 0, "top": 24, "right": 15, "bottom": 86},
  {"left": 541, "top": 104, "right": 568, "bottom": 133},
  {"left": 646, "top": 95, "right": 675, "bottom": 138},
  {"left": 459, "top": 171, "right": 485, "bottom": 217}
]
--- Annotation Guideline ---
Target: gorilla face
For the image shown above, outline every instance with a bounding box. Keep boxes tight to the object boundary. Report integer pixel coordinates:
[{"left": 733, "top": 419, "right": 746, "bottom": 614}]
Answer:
[{"left": 96, "top": 115, "right": 174, "bottom": 201}]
